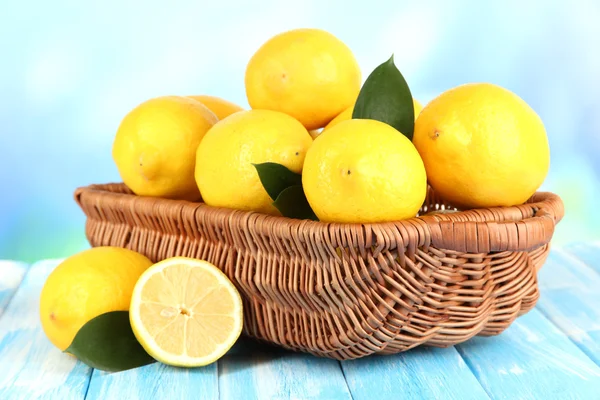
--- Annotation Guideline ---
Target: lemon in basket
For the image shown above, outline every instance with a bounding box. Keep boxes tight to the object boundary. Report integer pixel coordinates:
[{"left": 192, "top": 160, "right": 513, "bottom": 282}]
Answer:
[
  {"left": 195, "top": 109, "right": 313, "bottom": 215},
  {"left": 302, "top": 118, "right": 427, "bottom": 223},
  {"left": 322, "top": 98, "right": 423, "bottom": 133},
  {"left": 39, "top": 247, "right": 153, "bottom": 351},
  {"left": 187, "top": 95, "right": 244, "bottom": 120},
  {"left": 245, "top": 28, "right": 361, "bottom": 130},
  {"left": 412, "top": 83, "right": 550, "bottom": 209},
  {"left": 112, "top": 96, "right": 218, "bottom": 201},
  {"left": 129, "top": 257, "right": 243, "bottom": 367}
]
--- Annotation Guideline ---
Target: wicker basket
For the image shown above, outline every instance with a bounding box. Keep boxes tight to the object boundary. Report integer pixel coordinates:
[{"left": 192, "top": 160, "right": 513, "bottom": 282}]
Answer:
[{"left": 74, "top": 183, "right": 563, "bottom": 360}]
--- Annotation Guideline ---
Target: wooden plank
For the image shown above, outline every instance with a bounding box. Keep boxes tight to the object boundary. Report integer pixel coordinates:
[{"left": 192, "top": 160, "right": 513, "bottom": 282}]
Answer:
[
  {"left": 219, "top": 338, "right": 353, "bottom": 400},
  {"left": 537, "top": 246, "right": 600, "bottom": 292},
  {"left": 0, "top": 259, "right": 92, "bottom": 399},
  {"left": 563, "top": 241, "right": 600, "bottom": 274},
  {"left": 0, "top": 260, "right": 28, "bottom": 316},
  {"left": 534, "top": 247, "right": 600, "bottom": 367},
  {"left": 341, "top": 346, "right": 490, "bottom": 400},
  {"left": 456, "top": 309, "right": 600, "bottom": 400},
  {"left": 85, "top": 362, "right": 218, "bottom": 400}
]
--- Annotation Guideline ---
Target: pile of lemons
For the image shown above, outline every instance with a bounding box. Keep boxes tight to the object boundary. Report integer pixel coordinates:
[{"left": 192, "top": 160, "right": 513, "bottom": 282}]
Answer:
[
  {"left": 40, "top": 28, "right": 551, "bottom": 371},
  {"left": 112, "top": 27, "right": 550, "bottom": 223}
]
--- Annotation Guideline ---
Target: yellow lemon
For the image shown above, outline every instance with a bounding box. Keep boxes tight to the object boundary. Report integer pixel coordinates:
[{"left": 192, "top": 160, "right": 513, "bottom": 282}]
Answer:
[
  {"left": 413, "top": 98, "right": 423, "bottom": 117},
  {"left": 413, "top": 83, "right": 550, "bottom": 209},
  {"left": 245, "top": 28, "right": 361, "bottom": 130},
  {"left": 195, "top": 109, "right": 313, "bottom": 215},
  {"left": 112, "top": 96, "right": 218, "bottom": 201},
  {"left": 303, "top": 119, "right": 427, "bottom": 223},
  {"left": 322, "top": 98, "right": 423, "bottom": 133},
  {"left": 39, "top": 247, "right": 153, "bottom": 351},
  {"left": 187, "top": 95, "right": 244, "bottom": 120},
  {"left": 323, "top": 105, "right": 354, "bottom": 132},
  {"left": 129, "top": 257, "right": 243, "bottom": 367}
]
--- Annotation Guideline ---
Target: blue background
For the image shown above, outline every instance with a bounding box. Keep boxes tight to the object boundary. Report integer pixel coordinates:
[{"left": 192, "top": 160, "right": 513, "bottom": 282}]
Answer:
[{"left": 1, "top": 1, "right": 598, "bottom": 262}]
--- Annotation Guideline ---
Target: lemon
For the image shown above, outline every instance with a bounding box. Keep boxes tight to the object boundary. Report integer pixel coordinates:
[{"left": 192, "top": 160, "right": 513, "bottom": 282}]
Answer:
[
  {"left": 39, "top": 247, "right": 153, "bottom": 351},
  {"left": 245, "top": 28, "right": 361, "bottom": 130},
  {"left": 413, "top": 98, "right": 423, "bottom": 117},
  {"left": 129, "top": 257, "right": 243, "bottom": 367},
  {"left": 112, "top": 96, "right": 218, "bottom": 201},
  {"left": 322, "top": 98, "right": 423, "bottom": 133},
  {"left": 195, "top": 109, "right": 313, "bottom": 215},
  {"left": 322, "top": 105, "right": 354, "bottom": 132},
  {"left": 413, "top": 83, "right": 550, "bottom": 209},
  {"left": 303, "top": 119, "right": 427, "bottom": 223},
  {"left": 187, "top": 95, "right": 244, "bottom": 120}
]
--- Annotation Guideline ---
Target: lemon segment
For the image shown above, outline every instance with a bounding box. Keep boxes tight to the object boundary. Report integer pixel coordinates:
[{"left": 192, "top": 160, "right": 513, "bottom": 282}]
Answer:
[{"left": 129, "top": 257, "right": 243, "bottom": 367}]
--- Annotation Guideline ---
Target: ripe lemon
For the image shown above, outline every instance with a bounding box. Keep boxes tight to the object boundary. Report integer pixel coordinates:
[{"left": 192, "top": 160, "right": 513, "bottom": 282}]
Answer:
[
  {"left": 245, "top": 28, "right": 361, "bottom": 130},
  {"left": 303, "top": 119, "right": 427, "bottom": 223},
  {"left": 322, "top": 105, "right": 354, "bottom": 133},
  {"left": 39, "top": 247, "right": 153, "bottom": 351},
  {"left": 129, "top": 257, "right": 243, "bottom": 367},
  {"left": 413, "top": 98, "right": 423, "bottom": 117},
  {"left": 187, "top": 95, "right": 244, "bottom": 120},
  {"left": 322, "top": 98, "right": 423, "bottom": 133},
  {"left": 413, "top": 83, "right": 550, "bottom": 209},
  {"left": 195, "top": 109, "right": 313, "bottom": 215},
  {"left": 112, "top": 96, "right": 218, "bottom": 201}
]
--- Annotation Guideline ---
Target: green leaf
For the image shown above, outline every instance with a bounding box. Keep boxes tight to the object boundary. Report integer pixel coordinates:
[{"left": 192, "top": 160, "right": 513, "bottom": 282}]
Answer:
[
  {"left": 273, "top": 185, "right": 319, "bottom": 221},
  {"left": 253, "top": 162, "right": 303, "bottom": 202},
  {"left": 65, "top": 311, "right": 155, "bottom": 372},
  {"left": 352, "top": 54, "right": 415, "bottom": 140}
]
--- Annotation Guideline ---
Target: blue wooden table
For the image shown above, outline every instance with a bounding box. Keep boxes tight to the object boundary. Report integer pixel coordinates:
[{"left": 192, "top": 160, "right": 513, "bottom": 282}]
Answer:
[{"left": 1, "top": 243, "right": 599, "bottom": 399}]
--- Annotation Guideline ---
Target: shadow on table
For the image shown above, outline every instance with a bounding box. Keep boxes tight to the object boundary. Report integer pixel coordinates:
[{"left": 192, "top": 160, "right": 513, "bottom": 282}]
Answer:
[
  {"left": 220, "top": 335, "right": 312, "bottom": 374},
  {"left": 224, "top": 335, "right": 295, "bottom": 358}
]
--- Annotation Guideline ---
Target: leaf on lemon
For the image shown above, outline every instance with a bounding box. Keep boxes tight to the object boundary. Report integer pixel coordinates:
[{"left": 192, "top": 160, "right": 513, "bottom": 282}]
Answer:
[
  {"left": 352, "top": 54, "right": 415, "bottom": 140},
  {"left": 253, "top": 162, "right": 303, "bottom": 202},
  {"left": 253, "top": 162, "right": 318, "bottom": 220},
  {"left": 65, "top": 311, "right": 155, "bottom": 372},
  {"left": 273, "top": 185, "right": 318, "bottom": 221}
]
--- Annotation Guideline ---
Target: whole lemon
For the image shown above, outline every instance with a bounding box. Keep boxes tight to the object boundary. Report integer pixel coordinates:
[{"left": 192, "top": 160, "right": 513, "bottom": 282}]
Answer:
[
  {"left": 39, "top": 247, "right": 153, "bottom": 351},
  {"left": 245, "top": 28, "right": 361, "bottom": 130},
  {"left": 195, "top": 109, "right": 313, "bottom": 215},
  {"left": 413, "top": 83, "right": 550, "bottom": 209},
  {"left": 187, "top": 95, "right": 244, "bottom": 120},
  {"left": 322, "top": 98, "right": 423, "bottom": 133},
  {"left": 303, "top": 119, "right": 427, "bottom": 223},
  {"left": 112, "top": 96, "right": 218, "bottom": 201}
]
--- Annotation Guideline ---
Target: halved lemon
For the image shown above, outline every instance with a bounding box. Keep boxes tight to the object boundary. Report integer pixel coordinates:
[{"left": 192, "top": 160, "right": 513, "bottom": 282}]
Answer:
[{"left": 129, "top": 257, "right": 243, "bottom": 367}]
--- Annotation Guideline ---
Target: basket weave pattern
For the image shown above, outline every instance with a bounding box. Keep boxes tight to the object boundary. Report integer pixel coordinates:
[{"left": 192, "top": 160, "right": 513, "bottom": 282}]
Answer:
[{"left": 75, "top": 183, "right": 563, "bottom": 360}]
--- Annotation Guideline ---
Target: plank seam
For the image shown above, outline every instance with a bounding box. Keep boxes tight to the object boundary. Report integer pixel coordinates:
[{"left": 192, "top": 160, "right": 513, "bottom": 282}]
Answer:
[
  {"left": 541, "top": 247, "right": 600, "bottom": 368},
  {"left": 0, "top": 262, "right": 29, "bottom": 320},
  {"left": 216, "top": 355, "right": 221, "bottom": 400},
  {"left": 559, "top": 247, "right": 600, "bottom": 279},
  {"left": 82, "top": 368, "right": 94, "bottom": 399},
  {"left": 535, "top": 304, "right": 600, "bottom": 370},
  {"left": 337, "top": 360, "right": 355, "bottom": 400},
  {"left": 453, "top": 346, "right": 494, "bottom": 400}
]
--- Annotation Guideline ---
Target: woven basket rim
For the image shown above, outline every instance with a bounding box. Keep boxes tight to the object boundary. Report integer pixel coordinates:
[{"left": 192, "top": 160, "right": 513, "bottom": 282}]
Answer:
[{"left": 74, "top": 182, "right": 564, "bottom": 254}]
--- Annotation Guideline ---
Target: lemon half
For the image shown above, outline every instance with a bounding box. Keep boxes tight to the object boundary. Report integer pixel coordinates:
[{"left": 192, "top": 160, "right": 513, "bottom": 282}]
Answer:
[{"left": 129, "top": 257, "right": 243, "bottom": 367}]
